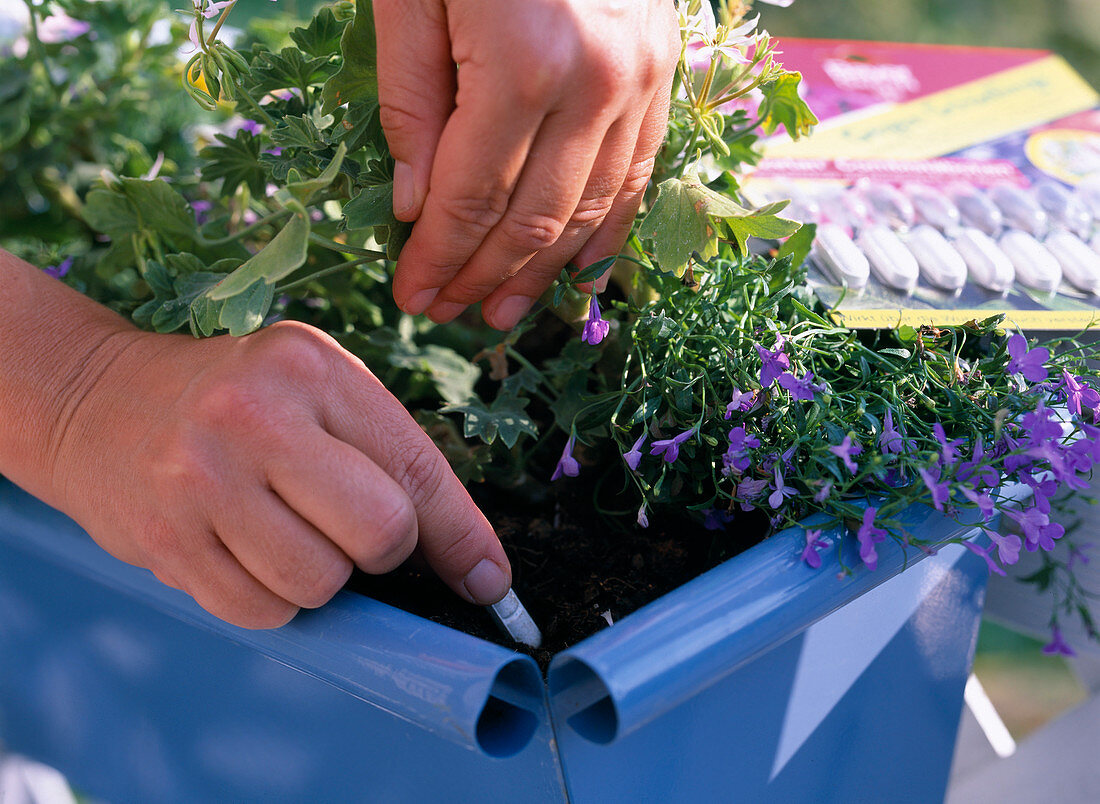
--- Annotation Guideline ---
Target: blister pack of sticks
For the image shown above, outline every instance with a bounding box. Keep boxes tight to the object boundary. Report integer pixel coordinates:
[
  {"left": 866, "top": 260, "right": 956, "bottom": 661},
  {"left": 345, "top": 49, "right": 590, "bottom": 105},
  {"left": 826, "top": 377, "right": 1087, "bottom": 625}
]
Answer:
[{"left": 746, "top": 39, "right": 1100, "bottom": 329}]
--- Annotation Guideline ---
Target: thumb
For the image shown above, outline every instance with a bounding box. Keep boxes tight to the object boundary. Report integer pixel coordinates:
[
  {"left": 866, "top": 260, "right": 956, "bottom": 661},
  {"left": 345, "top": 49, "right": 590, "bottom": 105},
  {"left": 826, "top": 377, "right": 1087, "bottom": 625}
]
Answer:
[{"left": 374, "top": 0, "right": 455, "bottom": 222}]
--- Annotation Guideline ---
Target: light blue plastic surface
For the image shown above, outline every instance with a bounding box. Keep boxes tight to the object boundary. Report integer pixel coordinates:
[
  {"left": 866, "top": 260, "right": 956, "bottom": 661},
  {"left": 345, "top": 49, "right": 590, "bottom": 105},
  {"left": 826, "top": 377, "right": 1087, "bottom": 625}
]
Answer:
[{"left": 0, "top": 478, "right": 995, "bottom": 802}]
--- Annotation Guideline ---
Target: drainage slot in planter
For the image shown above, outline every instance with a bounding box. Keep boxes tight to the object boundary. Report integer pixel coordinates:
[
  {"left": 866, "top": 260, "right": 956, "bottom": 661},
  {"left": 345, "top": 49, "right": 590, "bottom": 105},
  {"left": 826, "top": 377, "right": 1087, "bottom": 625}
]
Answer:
[
  {"left": 475, "top": 658, "right": 543, "bottom": 757},
  {"left": 549, "top": 658, "right": 618, "bottom": 744}
]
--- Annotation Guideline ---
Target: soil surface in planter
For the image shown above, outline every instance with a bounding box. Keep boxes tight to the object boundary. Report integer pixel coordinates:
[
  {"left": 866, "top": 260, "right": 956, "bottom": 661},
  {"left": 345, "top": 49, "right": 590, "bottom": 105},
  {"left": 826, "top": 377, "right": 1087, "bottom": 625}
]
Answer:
[{"left": 351, "top": 483, "right": 765, "bottom": 671}]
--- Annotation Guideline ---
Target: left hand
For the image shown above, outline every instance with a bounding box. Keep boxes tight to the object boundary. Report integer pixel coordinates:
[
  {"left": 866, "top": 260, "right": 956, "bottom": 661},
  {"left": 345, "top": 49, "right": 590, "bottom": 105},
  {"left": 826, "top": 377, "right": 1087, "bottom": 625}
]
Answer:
[{"left": 374, "top": 0, "right": 679, "bottom": 330}]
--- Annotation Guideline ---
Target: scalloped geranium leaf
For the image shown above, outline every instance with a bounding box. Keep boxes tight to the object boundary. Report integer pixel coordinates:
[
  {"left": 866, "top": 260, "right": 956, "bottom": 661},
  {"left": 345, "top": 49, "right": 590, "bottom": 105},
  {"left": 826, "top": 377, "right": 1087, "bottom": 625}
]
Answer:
[
  {"left": 441, "top": 394, "right": 538, "bottom": 448},
  {"left": 758, "top": 72, "right": 819, "bottom": 140},
  {"left": 289, "top": 6, "right": 351, "bottom": 58},
  {"left": 640, "top": 175, "right": 800, "bottom": 273},
  {"left": 321, "top": 0, "right": 377, "bottom": 114}
]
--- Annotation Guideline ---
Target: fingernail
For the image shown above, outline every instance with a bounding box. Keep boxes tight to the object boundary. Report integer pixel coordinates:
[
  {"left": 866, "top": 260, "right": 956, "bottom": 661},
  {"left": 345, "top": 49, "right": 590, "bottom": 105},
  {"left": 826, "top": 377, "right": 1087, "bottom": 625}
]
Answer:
[
  {"left": 406, "top": 287, "right": 439, "bottom": 314},
  {"left": 463, "top": 559, "right": 510, "bottom": 605},
  {"left": 492, "top": 295, "right": 534, "bottom": 330},
  {"left": 393, "top": 160, "right": 415, "bottom": 217}
]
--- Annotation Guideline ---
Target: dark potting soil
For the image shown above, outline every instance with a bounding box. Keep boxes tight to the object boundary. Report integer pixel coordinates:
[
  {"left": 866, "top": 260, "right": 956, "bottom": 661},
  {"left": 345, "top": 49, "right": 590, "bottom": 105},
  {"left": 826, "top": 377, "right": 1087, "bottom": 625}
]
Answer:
[{"left": 349, "top": 482, "right": 767, "bottom": 671}]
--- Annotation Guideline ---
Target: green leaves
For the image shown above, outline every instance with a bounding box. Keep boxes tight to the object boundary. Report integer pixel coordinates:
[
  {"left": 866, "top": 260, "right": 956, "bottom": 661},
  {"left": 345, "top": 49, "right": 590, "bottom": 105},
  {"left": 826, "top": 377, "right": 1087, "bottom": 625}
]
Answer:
[
  {"left": 206, "top": 209, "right": 311, "bottom": 301},
  {"left": 442, "top": 394, "right": 539, "bottom": 448},
  {"left": 639, "top": 175, "right": 801, "bottom": 274},
  {"left": 322, "top": 0, "right": 378, "bottom": 113},
  {"left": 246, "top": 48, "right": 333, "bottom": 95},
  {"left": 200, "top": 130, "right": 266, "bottom": 196},
  {"left": 342, "top": 180, "right": 412, "bottom": 259},
  {"left": 758, "top": 72, "right": 819, "bottom": 141},
  {"left": 289, "top": 6, "right": 352, "bottom": 58},
  {"left": 343, "top": 182, "right": 394, "bottom": 229},
  {"left": 83, "top": 178, "right": 197, "bottom": 251}
]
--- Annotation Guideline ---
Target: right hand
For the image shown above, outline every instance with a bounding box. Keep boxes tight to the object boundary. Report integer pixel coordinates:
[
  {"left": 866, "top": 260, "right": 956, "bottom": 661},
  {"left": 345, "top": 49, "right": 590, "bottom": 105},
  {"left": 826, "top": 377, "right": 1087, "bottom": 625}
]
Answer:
[{"left": 48, "top": 320, "right": 511, "bottom": 628}]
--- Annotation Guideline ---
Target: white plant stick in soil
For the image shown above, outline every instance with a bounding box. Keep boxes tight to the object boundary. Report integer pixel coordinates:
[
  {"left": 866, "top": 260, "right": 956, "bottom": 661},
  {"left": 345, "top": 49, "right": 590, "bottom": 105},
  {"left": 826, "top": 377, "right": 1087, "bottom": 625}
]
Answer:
[{"left": 487, "top": 588, "right": 542, "bottom": 648}]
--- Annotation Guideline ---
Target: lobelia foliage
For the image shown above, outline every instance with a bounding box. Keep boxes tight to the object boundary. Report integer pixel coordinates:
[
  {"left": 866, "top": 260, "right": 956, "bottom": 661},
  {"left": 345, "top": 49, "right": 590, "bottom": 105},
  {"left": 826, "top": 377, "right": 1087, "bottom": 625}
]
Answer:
[{"left": 8, "top": 0, "right": 1100, "bottom": 651}]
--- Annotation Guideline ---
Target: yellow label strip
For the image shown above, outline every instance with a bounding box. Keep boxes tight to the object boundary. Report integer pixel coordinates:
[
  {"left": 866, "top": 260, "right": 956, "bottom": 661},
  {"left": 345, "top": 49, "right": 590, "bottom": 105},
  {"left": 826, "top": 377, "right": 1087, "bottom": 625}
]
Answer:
[{"left": 765, "top": 55, "right": 1099, "bottom": 160}]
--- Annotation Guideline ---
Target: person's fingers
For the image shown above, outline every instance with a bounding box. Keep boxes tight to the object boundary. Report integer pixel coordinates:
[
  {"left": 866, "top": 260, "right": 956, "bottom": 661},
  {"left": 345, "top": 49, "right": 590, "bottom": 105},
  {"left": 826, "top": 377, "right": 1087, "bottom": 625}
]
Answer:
[
  {"left": 320, "top": 350, "right": 512, "bottom": 605},
  {"left": 374, "top": 0, "right": 454, "bottom": 222},
  {"left": 570, "top": 86, "right": 672, "bottom": 289},
  {"left": 391, "top": 84, "right": 547, "bottom": 315},
  {"left": 266, "top": 428, "right": 420, "bottom": 576},
  {"left": 140, "top": 518, "right": 299, "bottom": 629},
  {"left": 212, "top": 485, "right": 354, "bottom": 609},
  {"left": 422, "top": 110, "right": 619, "bottom": 324},
  {"left": 477, "top": 113, "right": 644, "bottom": 329}
]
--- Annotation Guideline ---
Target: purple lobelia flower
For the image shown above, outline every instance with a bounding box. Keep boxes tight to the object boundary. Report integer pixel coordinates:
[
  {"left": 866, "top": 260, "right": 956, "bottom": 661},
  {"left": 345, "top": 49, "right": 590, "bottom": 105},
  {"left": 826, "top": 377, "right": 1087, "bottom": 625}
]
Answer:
[
  {"left": 918, "top": 465, "right": 951, "bottom": 512},
  {"left": 1020, "top": 472, "right": 1059, "bottom": 514},
  {"left": 755, "top": 338, "right": 791, "bottom": 388},
  {"left": 581, "top": 294, "right": 611, "bottom": 346},
  {"left": 813, "top": 480, "right": 833, "bottom": 503},
  {"left": 649, "top": 428, "right": 694, "bottom": 463},
  {"left": 984, "top": 529, "right": 1021, "bottom": 566},
  {"left": 879, "top": 408, "right": 905, "bottom": 455},
  {"left": 1020, "top": 405, "right": 1064, "bottom": 445},
  {"left": 777, "top": 371, "right": 824, "bottom": 402},
  {"left": 735, "top": 478, "right": 769, "bottom": 511},
  {"left": 1058, "top": 370, "right": 1100, "bottom": 416},
  {"left": 801, "top": 529, "right": 827, "bottom": 569},
  {"left": 1005, "top": 332, "right": 1050, "bottom": 383},
  {"left": 932, "top": 422, "right": 964, "bottom": 467},
  {"left": 724, "top": 387, "right": 758, "bottom": 419},
  {"left": 723, "top": 426, "right": 760, "bottom": 475},
  {"left": 957, "top": 436, "right": 999, "bottom": 489},
  {"left": 1008, "top": 506, "right": 1065, "bottom": 552},
  {"left": 964, "top": 541, "right": 1006, "bottom": 576},
  {"left": 43, "top": 256, "right": 74, "bottom": 279},
  {"left": 768, "top": 465, "right": 798, "bottom": 509},
  {"left": 191, "top": 200, "right": 213, "bottom": 226},
  {"left": 857, "top": 507, "right": 888, "bottom": 570},
  {"left": 829, "top": 435, "right": 863, "bottom": 475},
  {"left": 637, "top": 503, "right": 649, "bottom": 529},
  {"left": 551, "top": 432, "right": 580, "bottom": 480},
  {"left": 960, "top": 487, "right": 995, "bottom": 521},
  {"left": 1042, "top": 625, "right": 1076, "bottom": 657},
  {"left": 623, "top": 433, "right": 647, "bottom": 471}
]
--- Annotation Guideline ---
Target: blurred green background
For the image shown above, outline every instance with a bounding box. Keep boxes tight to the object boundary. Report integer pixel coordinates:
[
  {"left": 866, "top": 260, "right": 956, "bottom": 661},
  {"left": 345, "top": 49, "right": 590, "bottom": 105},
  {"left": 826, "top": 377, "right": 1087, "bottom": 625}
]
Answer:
[{"left": 758, "top": 0, "right": 1100, "bottom": 89}]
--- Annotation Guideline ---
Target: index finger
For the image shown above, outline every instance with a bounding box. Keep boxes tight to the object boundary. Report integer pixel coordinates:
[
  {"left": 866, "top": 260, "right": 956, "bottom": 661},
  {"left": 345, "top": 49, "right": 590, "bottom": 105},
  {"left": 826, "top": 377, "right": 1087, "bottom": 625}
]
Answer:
[{"left": 321, "top": 349, "right": 513, "bottom": 606}]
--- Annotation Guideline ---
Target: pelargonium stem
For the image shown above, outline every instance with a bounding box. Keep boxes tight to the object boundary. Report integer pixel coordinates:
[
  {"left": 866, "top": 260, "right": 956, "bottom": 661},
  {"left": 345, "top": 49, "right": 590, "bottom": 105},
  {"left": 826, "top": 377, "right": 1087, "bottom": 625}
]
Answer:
[{"left": 206, "top": 0, "right": 238, "bottom": 47}]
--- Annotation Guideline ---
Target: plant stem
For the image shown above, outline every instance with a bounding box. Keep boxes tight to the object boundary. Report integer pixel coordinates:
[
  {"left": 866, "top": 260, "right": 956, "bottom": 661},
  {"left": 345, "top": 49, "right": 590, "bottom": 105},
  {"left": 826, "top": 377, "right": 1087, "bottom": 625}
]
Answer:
[
  {"left": 206, "top": 0, "right": 237, "bottom": 47},
  {"left": 196, "top": 208, "right": 291, "bottom": 247},
  {"left": 275, "top": 256, "right": 383, "bottom": 293},
  {"left": 308, "top": 233, "right": 387, "bottom": 260}
]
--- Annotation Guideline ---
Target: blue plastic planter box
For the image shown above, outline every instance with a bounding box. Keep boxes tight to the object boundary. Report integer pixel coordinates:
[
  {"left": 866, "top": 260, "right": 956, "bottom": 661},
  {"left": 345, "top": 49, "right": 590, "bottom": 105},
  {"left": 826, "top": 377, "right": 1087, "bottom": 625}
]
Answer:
[{"left": 0, "top": 478, "right": 991, "bottom": 802}]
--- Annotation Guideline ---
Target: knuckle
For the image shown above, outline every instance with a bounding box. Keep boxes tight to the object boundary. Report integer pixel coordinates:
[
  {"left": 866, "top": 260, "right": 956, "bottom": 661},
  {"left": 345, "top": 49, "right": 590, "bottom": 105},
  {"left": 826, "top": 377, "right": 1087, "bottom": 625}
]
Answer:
[
  {"left": 378, "top": 101, "right": 430, "bottom": 150},
  {"left": 621, "top": 155, "right": 657, "bottom": 196},
  {"left": 433, "top": 521, "right": 490, "bottom": 577},
  {"left": 147, "top": 430, "right": 219, "bottom": 500},
  {"left": 291, "top": 557, "right": 353, "bottom": 609},
  {"left": 252, "top": 321, "right": 335, "bottom": 383},
  {"left": 390, "top": 439, "right": 449, "bottom": 510},
  {"left": 359, "top": 493, "right": 418, "bottom": 573},
  {"left": 194, "top": 376, "right": 269, "bottom": 433},
  {"left": 444, "top": 187, "right": 513, "bottom": 235},
  {"left": 499, "top": 208, "right": 566, "bottom": 252},
  {"left": 569, "top": 193, "right": 616, "bottom": 230}
]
